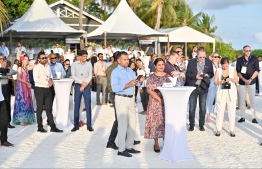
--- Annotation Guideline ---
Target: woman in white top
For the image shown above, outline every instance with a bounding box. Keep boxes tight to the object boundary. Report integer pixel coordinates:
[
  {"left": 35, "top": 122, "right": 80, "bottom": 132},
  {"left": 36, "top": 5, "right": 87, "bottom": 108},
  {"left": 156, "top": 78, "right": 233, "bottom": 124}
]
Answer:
[
  {"left": 214, "top": 58, "right": 238, "bottom": 137},
  {"left": 206, "top": 52, "right": 221, "bottom": 123}
]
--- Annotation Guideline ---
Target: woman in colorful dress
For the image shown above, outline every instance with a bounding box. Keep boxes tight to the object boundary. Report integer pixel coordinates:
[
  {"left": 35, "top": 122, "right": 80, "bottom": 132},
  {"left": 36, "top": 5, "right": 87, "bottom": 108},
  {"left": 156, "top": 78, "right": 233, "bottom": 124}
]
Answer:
[
  {"left": 13, "top": 55, "right": 36, "bottom": 126},
  {"left": 144, "top": 58, "right": 171, "bottom": 153}
]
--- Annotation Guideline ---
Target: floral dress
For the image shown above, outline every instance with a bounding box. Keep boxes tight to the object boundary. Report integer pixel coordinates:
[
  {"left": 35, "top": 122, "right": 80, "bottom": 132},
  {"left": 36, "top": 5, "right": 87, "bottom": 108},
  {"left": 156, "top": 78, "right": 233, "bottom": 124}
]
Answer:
[{"left": 144, "top": 73, "right": 171, "bottom": 139}]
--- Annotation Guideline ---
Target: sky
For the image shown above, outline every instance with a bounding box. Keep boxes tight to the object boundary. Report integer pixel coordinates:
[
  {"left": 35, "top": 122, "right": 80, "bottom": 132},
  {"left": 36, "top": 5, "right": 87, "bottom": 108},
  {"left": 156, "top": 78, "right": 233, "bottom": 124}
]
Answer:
[{"left": 186, "top": 0, "right": 262, "bottom": 50}]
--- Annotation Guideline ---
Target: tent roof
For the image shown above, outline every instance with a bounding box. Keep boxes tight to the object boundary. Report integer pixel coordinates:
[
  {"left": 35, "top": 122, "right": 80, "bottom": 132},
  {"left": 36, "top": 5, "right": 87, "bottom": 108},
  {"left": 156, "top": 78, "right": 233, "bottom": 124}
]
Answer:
[
  {"left": 4, "top": 0, "right": 83, "bottom": 38},
  {"left": 87, "top": 0, "right": 166, "bottom": 39},
  {"left": 159, "top": 26, "right": 215, "bottom": 43}
]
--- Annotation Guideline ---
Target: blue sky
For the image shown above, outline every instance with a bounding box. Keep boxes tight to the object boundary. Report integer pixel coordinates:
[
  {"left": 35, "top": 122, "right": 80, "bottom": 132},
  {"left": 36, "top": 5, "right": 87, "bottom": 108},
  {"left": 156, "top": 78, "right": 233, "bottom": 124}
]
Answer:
[{"left": 186, "top": 0, "right": 262, "bottom": 50}]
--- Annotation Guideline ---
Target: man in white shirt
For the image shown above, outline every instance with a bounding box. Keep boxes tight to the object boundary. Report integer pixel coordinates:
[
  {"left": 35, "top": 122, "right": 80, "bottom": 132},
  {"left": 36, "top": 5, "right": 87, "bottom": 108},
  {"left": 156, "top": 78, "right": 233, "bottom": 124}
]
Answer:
[
  {"left": 15, "top": 42, "right": 26, "bottom": 60},
  {"left": 33, "top": 52, "right": 63, "bottom": 133},
  {"left": 26, "top": 45, "right": 35, "bottom": 60},
  {"left": 94, "top": 53, "right": 108, "bottom": 105},
  {"left": 0, "top": 53, "right": 14, "bottom": 147},
  {"left": 53, "top": 44, "right": 64, "bottom": 56},
  {"left": 0, "top": 41, "right": 9, "bottom": 59},
  {"left": 100, "top": 45, "right": 109, "bottom": 62}
]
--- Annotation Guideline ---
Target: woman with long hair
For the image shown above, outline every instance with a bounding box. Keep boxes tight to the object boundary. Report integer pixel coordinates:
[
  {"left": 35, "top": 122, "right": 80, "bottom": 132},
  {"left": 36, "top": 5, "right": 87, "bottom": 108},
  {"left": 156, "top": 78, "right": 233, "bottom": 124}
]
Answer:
[{"left": 13, "top": 55, "right": 36, "bottom": 126}]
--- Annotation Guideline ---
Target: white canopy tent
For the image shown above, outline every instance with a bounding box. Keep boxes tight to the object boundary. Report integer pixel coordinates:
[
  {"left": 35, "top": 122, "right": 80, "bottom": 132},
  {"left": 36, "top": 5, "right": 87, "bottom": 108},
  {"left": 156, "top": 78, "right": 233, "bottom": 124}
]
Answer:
[
  {"left": 4, "top": 0, "right": 83, "bottom": 38},
  {"left": 4, "top": 0, "right": 84, "bottom": 62},
  {"left": 159, "top": 26, "right": 216, "bottom": 53},
  {"left": 87, "top": 0, "right": 166, "bottom": 47}
]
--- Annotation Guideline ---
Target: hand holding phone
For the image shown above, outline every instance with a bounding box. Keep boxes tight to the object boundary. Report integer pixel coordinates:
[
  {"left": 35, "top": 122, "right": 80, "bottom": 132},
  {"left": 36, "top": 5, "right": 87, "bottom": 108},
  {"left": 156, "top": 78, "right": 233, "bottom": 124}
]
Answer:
[{"left": 136, "top": 75, "right": 143, "bottom": 81}]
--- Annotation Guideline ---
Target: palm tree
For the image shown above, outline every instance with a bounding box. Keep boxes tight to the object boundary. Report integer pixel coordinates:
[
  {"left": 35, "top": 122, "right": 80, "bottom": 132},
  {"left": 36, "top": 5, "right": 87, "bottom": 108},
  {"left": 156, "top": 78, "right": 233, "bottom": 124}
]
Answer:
[
  {"left": 197, "top": 13, "right": 221, "bottom": 40},
  {"left": 174, "top": 1, "right": 201, "bottom": 28},
  {"left": 0, "top": 1, "right": 9, "bottom": 36}
]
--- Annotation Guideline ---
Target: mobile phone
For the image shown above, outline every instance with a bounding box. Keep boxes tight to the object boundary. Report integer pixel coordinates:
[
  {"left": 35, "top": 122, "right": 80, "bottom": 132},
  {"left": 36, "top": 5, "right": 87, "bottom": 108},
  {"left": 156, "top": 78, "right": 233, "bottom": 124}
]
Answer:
[{"left": 136, "top": 75, "right": 143, "bottom": 81}]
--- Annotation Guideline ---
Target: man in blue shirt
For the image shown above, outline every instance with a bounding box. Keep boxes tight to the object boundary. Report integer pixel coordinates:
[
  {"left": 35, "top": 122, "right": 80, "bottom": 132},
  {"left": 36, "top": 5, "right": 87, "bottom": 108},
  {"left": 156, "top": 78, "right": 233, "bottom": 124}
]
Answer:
[
  {"left": 48, "top": 53, "right": 65, "bottom": 105},
  {"left": 111, "top": 51, "right": 141, "bottom": 157}
]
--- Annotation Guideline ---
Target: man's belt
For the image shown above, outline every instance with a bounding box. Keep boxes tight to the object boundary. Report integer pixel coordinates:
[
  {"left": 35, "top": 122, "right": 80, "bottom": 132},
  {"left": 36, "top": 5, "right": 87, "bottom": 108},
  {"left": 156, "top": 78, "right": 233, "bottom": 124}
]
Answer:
[{"left": 116, "top": 94, "right": 133, "bottom": 98}]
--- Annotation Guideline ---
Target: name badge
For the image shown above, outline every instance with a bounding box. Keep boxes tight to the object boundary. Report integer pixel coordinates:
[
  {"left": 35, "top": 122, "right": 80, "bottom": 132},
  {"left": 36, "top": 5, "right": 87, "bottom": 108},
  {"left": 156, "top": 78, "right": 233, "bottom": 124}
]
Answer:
[
  {"left": 241, "top": 66, "right": 247, "bottom": 74},
  {"left": 162, "top": 83, "right": 173, "bottom": 88}
]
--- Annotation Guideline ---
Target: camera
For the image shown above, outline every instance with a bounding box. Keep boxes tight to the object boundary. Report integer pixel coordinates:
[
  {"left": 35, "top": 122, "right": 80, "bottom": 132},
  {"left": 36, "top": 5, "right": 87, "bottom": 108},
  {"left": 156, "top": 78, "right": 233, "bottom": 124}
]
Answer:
[
  {"left": 0, "top": 68, "right": 10, "bottom": 75},
  {"left": 222, "top": 82, "right": 231, "bottom": 89},
  {"left": 200, "top": 73, "right": 205, "bottom": 77}
]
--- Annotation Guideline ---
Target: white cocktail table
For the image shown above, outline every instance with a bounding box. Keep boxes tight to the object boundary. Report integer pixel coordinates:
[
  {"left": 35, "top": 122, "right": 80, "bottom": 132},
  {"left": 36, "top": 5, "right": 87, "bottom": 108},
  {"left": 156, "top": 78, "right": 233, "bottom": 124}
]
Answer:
[
  {"left": 157, "top": 86, "right": 195, "bottom": 163},
  {"left": 53, "top": 78, "right": 74, "bottom": 130}
]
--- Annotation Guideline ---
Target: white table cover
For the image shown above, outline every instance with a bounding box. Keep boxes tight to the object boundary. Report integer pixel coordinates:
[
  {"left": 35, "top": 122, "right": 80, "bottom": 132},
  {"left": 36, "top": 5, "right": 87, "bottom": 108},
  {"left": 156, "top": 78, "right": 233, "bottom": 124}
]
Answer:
[
  {"left": 258, "top": 62, "right": 262, "bottom": 95},
  {"left": 53, "top": 78, "right": 74, "bottom": 130},
  {"left": 158, "top": 86, "right": 195, "bottom": 163}
]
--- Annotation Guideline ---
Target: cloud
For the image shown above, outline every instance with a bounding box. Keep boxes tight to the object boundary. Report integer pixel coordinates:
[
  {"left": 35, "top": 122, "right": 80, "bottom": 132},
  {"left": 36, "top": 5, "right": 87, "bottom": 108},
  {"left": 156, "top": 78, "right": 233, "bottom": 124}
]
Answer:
[
  {"left": 255, "top": 32, "right": 262, "bottom": 43},
  {"left": 187, "top": 0, "right": 261, "bottom": 10}
]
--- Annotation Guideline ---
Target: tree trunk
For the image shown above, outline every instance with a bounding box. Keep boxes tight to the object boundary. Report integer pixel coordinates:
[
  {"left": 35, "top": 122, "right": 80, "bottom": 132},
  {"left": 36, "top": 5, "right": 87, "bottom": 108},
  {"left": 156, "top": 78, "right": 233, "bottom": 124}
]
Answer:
[
  {"left": 79, "top": 0, "right": 84, "bottom": 49},
  {"left": 154, "top": 1, "right": 163, "bottom": 31},
  {"left": 154, "top": 1, "right": 164, "bottom": 57}
]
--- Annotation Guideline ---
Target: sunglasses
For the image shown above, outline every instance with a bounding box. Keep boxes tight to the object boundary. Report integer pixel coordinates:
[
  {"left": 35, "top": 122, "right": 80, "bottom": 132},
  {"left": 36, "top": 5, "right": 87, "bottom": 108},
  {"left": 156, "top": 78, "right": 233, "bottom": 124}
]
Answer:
[
  {"left": 176, "top": 51, "right": 182, "bottom": 53},
  {"left": 244, "top": 50, "right": 252, "bottom": 52},
  {"left": 65, "top": 64, "right": 70, "bottom": 65},
  {"left": 0, "top": 58, "right": 4, "bottom": 60},
  {"left": 198, "top": 56, "right": 205, "bottom": 59},
  {"left": 40, "top": 57, "right": 47, "bottom": 60},
  {"left": 50, "top": 57, "right": 56, "bottom": 60},
  {"left": 213, "top": 56, "right": 221, "bottom": 59}
]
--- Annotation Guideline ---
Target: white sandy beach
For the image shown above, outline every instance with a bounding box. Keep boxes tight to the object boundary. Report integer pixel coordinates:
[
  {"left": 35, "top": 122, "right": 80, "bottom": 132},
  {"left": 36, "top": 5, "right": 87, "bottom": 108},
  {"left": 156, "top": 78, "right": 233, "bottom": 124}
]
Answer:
[{"left": 0, "top": 91, "right": 261, "bottom": 168}]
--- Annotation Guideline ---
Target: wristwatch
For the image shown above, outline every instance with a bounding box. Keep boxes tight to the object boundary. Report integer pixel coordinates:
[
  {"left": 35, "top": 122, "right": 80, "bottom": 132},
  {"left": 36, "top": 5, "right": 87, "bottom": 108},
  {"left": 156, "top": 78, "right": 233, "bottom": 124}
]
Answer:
[{"left": 250, "top": 77, "right": 253, "bottom": 81}]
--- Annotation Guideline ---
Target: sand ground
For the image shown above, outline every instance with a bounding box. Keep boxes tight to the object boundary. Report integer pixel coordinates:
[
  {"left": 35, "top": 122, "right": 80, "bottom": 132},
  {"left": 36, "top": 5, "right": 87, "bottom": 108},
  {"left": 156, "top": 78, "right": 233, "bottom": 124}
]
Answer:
[{"left": 0, "top": 91, "right": 261, "bottom": 168}]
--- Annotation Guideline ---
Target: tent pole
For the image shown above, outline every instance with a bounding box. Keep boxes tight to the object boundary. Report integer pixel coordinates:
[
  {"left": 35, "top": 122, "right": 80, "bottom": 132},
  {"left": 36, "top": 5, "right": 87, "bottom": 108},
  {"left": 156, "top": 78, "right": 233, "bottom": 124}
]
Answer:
[
  {"left": 213, "top": 42, "right": 215, "bottom": 52},
  {"left": 9, "top": 31, "right": 12, "bottom": 63},
  {"left": 64, "top": 37, "right": 67, "bottom": 55},
  {"left": 167, "top": 35, "right": 170, "bottom": 52},
  {"left": 185, "top": 42, "right": 187, "bottom": 57},
  {"left": 104, "top": 32, "right": 107, "bottom": 47}
]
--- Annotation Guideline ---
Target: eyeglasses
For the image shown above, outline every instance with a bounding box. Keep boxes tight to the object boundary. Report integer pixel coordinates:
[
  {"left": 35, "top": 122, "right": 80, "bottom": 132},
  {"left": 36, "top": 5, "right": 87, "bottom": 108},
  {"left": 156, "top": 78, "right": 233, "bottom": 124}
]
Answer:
[
  {"left": 50, "top": 57, "right": 56, "bottom": 60},
  {"left": 213, "top": 56, "right": 221, "bottom": 59},
  {"left": 198, "top": 56, "right": 205, "bottom": 58},
  {"left": 40, "top": 57, "right": 47, "bottom": 60},
  {"left": 244, "top": 50, "right": 252, "bottom": 52}
]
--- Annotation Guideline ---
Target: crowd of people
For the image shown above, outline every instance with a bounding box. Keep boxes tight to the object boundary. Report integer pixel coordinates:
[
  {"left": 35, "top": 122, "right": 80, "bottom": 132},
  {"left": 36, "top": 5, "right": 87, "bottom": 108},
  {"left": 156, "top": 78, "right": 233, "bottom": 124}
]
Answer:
[{"left": 0, "top": 42, "right": 262, "bottom": 156}]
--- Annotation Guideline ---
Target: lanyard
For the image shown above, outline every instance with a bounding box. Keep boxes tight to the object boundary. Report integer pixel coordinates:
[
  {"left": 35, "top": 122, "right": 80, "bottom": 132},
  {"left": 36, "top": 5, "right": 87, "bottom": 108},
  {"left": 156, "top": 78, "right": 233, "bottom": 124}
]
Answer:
[{"left": 243, "top": 56, "right": 251, "bottom": 65}]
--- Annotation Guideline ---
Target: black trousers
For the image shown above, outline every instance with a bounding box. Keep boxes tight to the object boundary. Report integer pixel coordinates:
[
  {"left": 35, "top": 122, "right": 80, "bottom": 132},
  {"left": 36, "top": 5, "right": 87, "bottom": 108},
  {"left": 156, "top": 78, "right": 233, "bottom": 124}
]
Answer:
[
  {"left": 108, "top": 92, "right": 118, "bottom": 143},
  {"left": 49, "top": 85, "right": 55, "bottom": 104},
  {"left": 134, "top": 86, "right": 138, "bottom": 102},
  {"left": 140, "top": 87, "right": 149, "bottom": 111},
  {"left": 34, "top": 87, "right": 56, "bottom": 129},
  {"left": 1, "top": 84, "right": 11, "bottom": 123},
  {"left": 0, "top": 101, "right": 8, "bottom": 143}
]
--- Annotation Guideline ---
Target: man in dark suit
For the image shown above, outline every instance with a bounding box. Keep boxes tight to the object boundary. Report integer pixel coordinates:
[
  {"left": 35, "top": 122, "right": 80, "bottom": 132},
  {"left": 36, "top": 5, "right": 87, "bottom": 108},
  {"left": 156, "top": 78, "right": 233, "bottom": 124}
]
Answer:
[{"left": 185, "top": 48, "right": 214, "bottom": 131}]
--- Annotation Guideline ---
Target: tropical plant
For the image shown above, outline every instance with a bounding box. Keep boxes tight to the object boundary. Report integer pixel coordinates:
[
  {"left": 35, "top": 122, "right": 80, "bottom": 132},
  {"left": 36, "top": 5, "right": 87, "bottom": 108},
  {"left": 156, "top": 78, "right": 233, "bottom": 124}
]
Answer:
[
  {"left": 196, "top": 13, "right": 221, "bottom": 41},
  {"left": 173, "top": 1, "right": 201, "bottom": 28},
  {"left": 0, "top": 0, "right": 9, "bottom": 36}
]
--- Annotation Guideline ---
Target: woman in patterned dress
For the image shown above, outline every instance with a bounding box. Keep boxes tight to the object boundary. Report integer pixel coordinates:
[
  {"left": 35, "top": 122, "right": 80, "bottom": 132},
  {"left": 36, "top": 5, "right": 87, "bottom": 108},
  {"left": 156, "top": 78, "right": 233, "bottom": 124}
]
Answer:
[
  {"left": 13, "top": 55, "right": 36, "bottom": 126},
  {"left": 144, "top": 58, "right": 171, "bottom": 153}
]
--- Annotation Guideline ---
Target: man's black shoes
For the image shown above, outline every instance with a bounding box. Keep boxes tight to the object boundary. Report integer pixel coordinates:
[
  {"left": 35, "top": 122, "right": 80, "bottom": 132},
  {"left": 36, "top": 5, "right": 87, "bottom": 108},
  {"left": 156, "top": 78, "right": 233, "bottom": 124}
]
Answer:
[{"left": 106, "top": 142, "right": 118, "bottom": 150}]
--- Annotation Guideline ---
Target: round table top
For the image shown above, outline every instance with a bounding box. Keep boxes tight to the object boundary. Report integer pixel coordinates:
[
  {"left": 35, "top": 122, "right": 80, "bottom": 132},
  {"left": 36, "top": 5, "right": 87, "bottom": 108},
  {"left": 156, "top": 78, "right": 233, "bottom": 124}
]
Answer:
[
  {"left": 53, "top": 78, "right": 74, "bottom": 82},
  {"left": 157, "top": 86, "right": 196, "bottom": 91}
]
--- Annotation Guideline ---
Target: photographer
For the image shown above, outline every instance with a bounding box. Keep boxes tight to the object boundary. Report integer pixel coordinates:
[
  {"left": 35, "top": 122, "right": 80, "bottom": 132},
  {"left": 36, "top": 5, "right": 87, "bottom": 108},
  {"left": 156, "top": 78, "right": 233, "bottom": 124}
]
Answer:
[
  {"left": 214, "top": 58, "right": 238, "bottom": 137},
  {"left": 0, "top": 54, "right": 17, "bottom": 129},
  {"left": 0, "top": 53, "right": 15, "bottom": 147}
]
